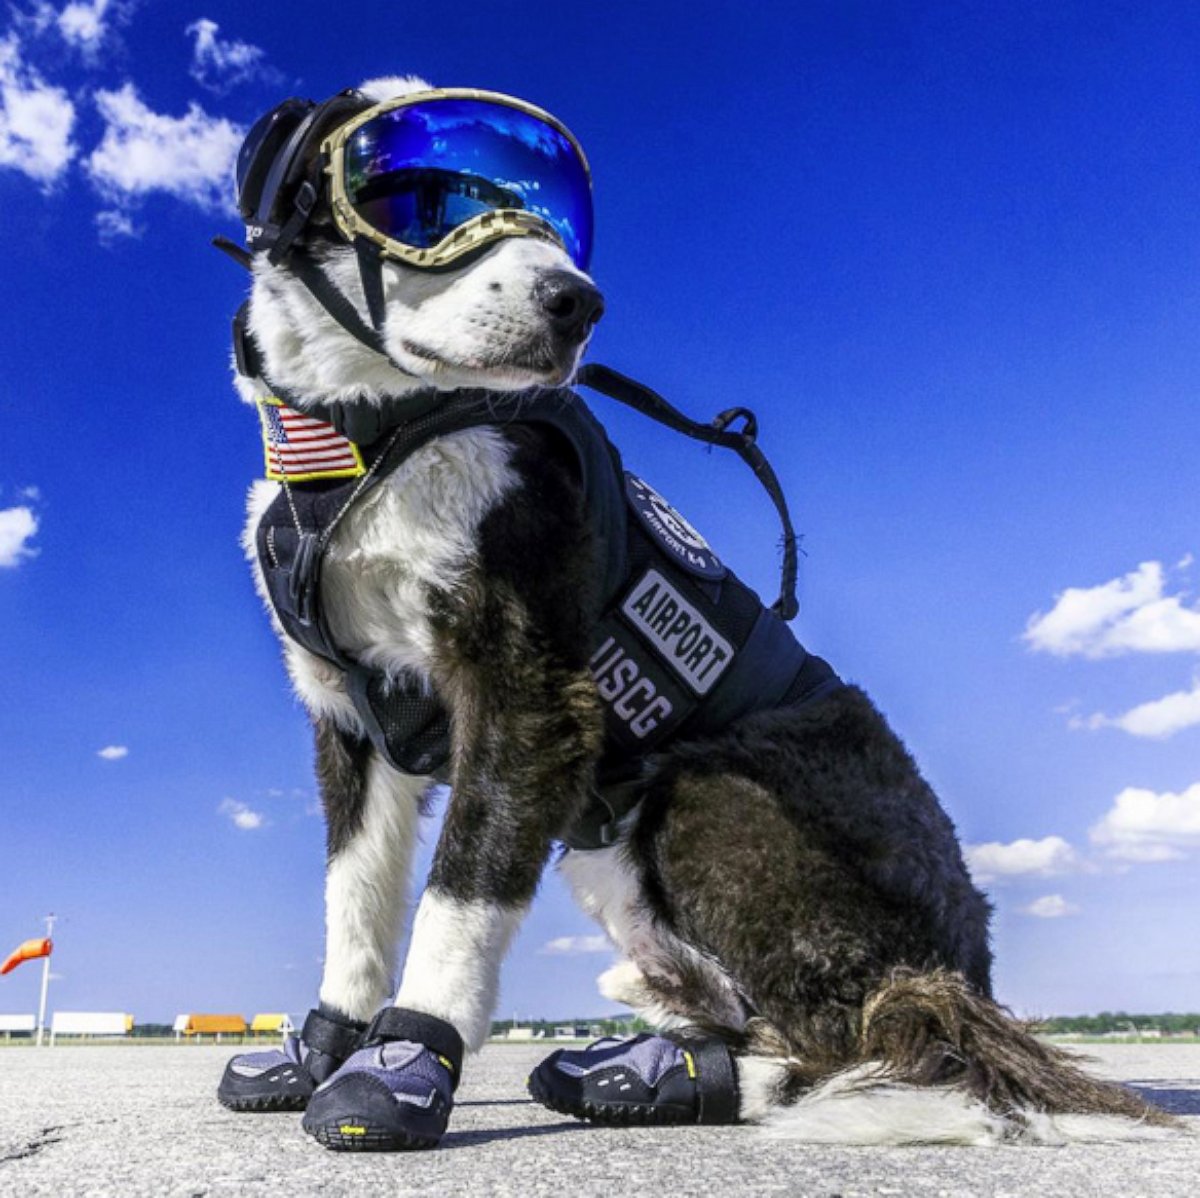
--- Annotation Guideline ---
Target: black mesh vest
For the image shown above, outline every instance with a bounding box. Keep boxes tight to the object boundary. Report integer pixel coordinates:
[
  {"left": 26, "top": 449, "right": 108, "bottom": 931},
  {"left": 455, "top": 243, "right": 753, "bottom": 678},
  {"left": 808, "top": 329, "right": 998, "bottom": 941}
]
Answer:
[{"left": 255, "top": 387, "right": 840, "bottom": 843}]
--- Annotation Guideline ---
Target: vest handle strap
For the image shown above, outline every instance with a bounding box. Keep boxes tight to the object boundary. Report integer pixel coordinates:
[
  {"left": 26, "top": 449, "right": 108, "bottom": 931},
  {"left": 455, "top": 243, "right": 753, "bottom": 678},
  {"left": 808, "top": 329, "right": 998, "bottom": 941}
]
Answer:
[{"left": 576, "top": 363, "right": 801, "bottom": 621}]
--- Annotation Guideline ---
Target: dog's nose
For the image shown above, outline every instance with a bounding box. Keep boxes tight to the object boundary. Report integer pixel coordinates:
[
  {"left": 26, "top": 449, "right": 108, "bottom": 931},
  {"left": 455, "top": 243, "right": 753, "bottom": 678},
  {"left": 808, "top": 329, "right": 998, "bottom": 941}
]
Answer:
[{"left": 534, "top": 271, "right": 605, "bottom": 340}]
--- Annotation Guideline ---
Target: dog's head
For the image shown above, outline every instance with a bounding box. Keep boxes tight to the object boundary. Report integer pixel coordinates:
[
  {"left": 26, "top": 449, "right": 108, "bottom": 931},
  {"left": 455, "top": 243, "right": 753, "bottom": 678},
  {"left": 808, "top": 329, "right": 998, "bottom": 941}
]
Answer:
[{"left": 238, "top": 77, "right": 603, "bottom": 405}]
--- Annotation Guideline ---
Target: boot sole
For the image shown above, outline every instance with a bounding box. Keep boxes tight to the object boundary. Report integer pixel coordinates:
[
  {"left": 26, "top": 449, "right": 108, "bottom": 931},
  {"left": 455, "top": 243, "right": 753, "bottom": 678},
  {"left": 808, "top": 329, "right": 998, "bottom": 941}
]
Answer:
[
  {"left": 527, "top": 1068, "right": 694, "bottom": 1126},
  {"left": 304, "top": 1117, "right": 439, "bottom": 1151},
  {"left": 218, "top": 1090, "right": 310, "bottom": 1113}
]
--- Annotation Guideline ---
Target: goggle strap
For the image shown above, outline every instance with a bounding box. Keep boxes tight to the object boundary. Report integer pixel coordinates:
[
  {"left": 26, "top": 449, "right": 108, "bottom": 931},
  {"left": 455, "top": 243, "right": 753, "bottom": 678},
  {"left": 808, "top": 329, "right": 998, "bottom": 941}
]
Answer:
[
  {"left": 576, "top": 363, "right": 802, "bottom": 621},
  {"left": 353, "top": 238, "right": 389, "bottom": 332},
  {"left": 266, "top": 171, "right": 321, "bottom": 265},
  {"left": 289, "top": 249, "right": 387, "bottom": 355}
]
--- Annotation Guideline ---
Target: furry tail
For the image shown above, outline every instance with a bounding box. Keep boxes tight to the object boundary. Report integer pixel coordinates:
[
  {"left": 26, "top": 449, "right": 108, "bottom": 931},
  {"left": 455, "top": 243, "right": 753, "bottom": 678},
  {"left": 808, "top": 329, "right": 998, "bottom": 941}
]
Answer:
[{"left": 753, "top": 969, "right": 1180, "bottom": 1146}]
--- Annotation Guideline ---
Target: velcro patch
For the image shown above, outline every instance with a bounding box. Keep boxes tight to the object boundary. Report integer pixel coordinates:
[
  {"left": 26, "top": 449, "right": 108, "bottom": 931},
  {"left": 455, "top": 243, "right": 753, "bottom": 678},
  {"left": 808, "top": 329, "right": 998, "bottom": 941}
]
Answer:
[
  {"left": 258, "top": 398, "right": 365, "bottom": 482},
  {"left": 625, "top": 475, "right": 725, "bottom": 580},
  {"left": 621, "top": 569, "right": 734, "bottom": 696}
]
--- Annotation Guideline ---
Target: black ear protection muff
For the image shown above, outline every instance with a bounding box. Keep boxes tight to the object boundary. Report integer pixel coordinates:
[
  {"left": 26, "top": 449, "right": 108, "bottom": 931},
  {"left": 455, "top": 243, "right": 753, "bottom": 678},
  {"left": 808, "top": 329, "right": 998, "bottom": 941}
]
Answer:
[
  {"left": 235, "top": 98, "right": 311, "bottom": 229},
  {"left": 232, "top": 90, "right": 371, "bottom": 264}
]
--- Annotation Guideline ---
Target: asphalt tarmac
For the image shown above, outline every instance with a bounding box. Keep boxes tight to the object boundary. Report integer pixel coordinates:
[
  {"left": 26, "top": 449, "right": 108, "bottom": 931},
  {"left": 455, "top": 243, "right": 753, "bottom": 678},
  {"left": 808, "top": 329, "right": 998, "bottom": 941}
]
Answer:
[{"left": 0, "top": 1041, "right": 1196, "bottom": 1197}]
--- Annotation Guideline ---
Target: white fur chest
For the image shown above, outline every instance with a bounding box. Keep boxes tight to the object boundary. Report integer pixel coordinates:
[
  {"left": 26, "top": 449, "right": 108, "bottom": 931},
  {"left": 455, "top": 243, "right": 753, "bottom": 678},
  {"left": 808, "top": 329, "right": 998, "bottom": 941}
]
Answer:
[
  {"left": 320, "top": 425, "right": 519, "bottom": 678},
  {"left": 245, "top": 425, "right": 519, "bottom": 723}
]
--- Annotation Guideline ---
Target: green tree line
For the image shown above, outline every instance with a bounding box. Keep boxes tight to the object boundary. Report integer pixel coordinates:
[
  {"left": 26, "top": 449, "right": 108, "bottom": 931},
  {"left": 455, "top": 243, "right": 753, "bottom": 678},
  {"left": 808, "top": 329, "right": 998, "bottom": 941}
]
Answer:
[{"left": 1034, "top": 1012, "right": 1200, "bottom": 1035}]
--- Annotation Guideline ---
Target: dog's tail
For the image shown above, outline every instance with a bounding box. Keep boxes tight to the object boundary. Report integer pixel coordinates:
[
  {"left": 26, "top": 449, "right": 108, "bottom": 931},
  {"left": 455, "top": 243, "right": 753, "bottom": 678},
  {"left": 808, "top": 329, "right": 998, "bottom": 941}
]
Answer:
[{"left": 746, "top": 969, "right": 1180, "bottom": 1146}]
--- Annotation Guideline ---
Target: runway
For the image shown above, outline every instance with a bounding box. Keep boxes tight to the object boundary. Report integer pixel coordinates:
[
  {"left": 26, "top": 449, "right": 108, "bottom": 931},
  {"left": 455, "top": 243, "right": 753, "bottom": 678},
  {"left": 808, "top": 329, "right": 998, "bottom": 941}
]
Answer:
[{"left": 0, "top": 1041, "right": 1197, "bottom": 1196}]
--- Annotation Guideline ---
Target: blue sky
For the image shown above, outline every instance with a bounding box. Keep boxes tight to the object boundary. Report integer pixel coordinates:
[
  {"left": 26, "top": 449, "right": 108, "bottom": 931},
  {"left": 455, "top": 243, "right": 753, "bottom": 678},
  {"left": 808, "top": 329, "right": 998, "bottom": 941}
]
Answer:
[{"left": 1, "top": 1, "right": 1199, "bottom": 1027}]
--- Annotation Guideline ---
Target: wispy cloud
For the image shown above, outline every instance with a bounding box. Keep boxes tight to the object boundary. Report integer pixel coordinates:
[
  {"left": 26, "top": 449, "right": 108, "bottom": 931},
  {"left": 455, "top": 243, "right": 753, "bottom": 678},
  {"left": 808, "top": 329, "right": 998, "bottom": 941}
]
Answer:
[
  {"left": 1028, "top": 558, "right": 1200, "bottom": 741},
  {"left": 0, "top": 505, "right": 39, "bottom": 567},
  {"left": 95, "top": 207, "right": 139, "bottom": 244},
  {"left": 219, "top": 797, "right": 266, "bottom": 830},
  {"left": 186, "top": 18, "right": 279, "bottom": 94},
  {"left": 539, "top": 935, "right": 610, "bottom": 956},
  {"left": 1024, "top": 560, "right": 1200, "bottom": 659},
  {"left": 964, "top": 835, "right": 1080, "bottom": 884},
  {"left": 1089, "top": 783, "right": 1200, "bottom": 863},
  {"left": 96, "top": 744, "right": 128, "bottom": 760},
  {"left": 57, "top": 0, "right": 112, "bottom": 50},
  {"left": 85, "top": 84, "right": 242, "bottom": 220},
  {"left": 1019, "top": 894, "right": 1079, "bottom": 919},
  {"left": 1071, "top": 677, "right": 1200, "bottom": 741},
  {"left": 0, "top": 34, "right": 77, "bottom": 187}
]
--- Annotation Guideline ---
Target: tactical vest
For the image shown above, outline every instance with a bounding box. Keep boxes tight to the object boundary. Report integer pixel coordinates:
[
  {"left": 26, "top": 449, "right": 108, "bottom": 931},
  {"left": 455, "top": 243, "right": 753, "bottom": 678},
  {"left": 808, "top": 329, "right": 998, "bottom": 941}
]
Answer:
[{"left": 255, "top": 387, "right": 841, "bottom": 847}]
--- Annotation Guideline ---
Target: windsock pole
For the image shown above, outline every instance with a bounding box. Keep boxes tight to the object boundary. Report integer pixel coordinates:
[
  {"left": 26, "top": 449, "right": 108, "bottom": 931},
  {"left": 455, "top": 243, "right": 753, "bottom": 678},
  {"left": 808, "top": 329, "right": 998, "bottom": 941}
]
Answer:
[{"left": 35, "top": 914, "right": 55, "bottom": 1048}]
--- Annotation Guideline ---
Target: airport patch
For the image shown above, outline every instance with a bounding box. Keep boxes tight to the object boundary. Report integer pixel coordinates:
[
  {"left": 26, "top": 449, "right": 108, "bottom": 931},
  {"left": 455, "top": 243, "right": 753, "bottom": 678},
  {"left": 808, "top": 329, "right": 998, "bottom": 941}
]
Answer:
[
  {"left": 621, "top": 569, "right": 734, "bottom": 696},
  {"left": 625, "top": 475, "right": 725, "bottom": 580}
]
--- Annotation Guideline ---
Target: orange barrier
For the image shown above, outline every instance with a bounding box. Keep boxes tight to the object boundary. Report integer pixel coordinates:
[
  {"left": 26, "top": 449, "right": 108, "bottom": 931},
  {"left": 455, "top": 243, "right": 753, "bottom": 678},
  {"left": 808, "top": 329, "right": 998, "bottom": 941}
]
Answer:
[
  {"left": 183, "top": 1014, "right": 248, "bottom": 1036},
  {"left": 0, "top": 938, "right": 52, "bottom": 976}
]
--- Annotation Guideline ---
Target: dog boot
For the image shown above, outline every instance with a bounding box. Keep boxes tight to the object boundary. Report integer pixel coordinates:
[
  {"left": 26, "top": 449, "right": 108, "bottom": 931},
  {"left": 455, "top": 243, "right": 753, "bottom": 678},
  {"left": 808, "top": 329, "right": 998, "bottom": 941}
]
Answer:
[
  {"left": 217, "top": 1006, "right": 367, "bottom": 1112},
  {"left": 527, "top": 1029, "right": 740, "bottom": 1125},
  {"left": 301, "top": 1008, "right": 464, "bottom": 1151}
]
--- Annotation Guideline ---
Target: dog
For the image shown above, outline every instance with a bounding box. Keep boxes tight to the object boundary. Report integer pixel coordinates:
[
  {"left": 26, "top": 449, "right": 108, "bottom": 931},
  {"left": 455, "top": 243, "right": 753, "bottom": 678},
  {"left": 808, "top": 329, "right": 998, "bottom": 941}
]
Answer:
[{"left": 218, "top": 75, "right": 1174, "bottom": 1149}]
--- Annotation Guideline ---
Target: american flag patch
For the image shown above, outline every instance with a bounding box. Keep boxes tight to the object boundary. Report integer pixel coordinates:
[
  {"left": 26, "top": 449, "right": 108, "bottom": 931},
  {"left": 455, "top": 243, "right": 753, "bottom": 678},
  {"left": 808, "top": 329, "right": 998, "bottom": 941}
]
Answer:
[{"left": 257, "top": 399, "right": 365, "bottom": 482}]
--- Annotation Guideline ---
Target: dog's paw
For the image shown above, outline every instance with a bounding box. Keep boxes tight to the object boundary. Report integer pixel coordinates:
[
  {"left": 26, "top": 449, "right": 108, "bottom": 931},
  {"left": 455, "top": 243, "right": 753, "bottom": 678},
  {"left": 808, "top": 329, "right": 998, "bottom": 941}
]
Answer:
[
  {"left": 217, "top": 1007, "right": 366, "bottom": 1113},
  {"left": 301, "top": 1007, "right": 463, "bottom": 1151},
  {"left": 527, "top": 1029, "right": 739, "bottom": 1126}
]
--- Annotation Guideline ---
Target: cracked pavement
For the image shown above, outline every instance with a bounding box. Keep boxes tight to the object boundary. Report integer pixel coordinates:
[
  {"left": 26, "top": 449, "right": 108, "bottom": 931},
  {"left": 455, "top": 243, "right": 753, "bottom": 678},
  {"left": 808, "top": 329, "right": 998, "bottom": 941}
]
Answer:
[{"left": 0, "top": 1042, "right": 1197, "bottom": 1196}]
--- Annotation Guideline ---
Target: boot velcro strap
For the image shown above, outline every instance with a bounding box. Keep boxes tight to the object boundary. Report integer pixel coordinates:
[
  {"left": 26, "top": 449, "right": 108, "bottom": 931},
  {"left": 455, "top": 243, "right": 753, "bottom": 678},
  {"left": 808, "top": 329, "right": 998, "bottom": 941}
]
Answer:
[
  {"left": 300, "top": 1007, "right": 367, "bottom": 1061},
  {"left": 666, "top": 1031, "right": 740, "bottom": 1124},
  {"left": 364, "top": 1007, "right": 465, "bottom": 1089}
]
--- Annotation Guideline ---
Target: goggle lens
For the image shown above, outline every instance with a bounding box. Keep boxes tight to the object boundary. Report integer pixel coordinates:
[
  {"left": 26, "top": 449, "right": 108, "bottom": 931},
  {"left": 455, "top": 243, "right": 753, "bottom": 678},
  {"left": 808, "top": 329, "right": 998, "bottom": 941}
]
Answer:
[{"left": 344, "top": 97, "right": 593, "bottom": 269}]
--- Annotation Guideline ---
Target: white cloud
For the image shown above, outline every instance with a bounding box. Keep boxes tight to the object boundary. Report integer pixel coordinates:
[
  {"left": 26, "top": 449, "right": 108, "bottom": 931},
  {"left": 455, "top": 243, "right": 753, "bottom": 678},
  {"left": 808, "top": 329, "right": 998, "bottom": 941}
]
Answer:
[
  {"left": 86, "top": 84, "right": 242, "bottom": 213},
  {"left": 1089, "top": 783, "right": 1200, "bottom": 862},
  {"left": 1024, "top": 561, "right": 1200, "bottom": 659},
  {"left": 1073, "top": 677, "right": 1200, "bottom": 740},
  {"left": 57, "top": 0, "right": 111, "bottom": 48},
  {"left": 95, "top": 208, "right": 140, "bottom": 243},
  {"left": 539, "top": 935, "right": 610, "bottom": 956},
  {"left": 1019, "top": 894, "right": 1079, "bottom": 919},
  {"left": 964, "top": 835, "right": 1080, "bottom": 884},
  {"left": 0, "top": 34, "right": 77, "bottom": 186},
  {"left": 0, "top": 505, "right": 39, "bottom": 567},
  {"left": 96, "top": 744, "right": 128, "bottom": 760},
  {"left": 219, "top": 798, "right": 266, "bottom": 830},
  {"left": 186, "top": 18, "right": 277, "bottom": 93}
]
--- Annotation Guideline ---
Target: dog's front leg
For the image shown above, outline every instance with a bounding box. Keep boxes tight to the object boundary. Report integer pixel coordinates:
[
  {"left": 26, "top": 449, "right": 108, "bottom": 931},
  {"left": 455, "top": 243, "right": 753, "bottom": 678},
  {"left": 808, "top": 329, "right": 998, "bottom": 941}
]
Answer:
[
  {"left": 395, "top": 654, "right": 603, "bottom": 1051},
  {"left": 315, "top": 717, "right": 425, "bottom": 1027},
  {"left": 217, "top": 716, "right": 424, "bottom": 1113},
  {"left": 301, "top": 443, "right": 602, "bottom": 1150},
  {"left": 302, "top": 652, "right": 601, "bottom": 1150}
]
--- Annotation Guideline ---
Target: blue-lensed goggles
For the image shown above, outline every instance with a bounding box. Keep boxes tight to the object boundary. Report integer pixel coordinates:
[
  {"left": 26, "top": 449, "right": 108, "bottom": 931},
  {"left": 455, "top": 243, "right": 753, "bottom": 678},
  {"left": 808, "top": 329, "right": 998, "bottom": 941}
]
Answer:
[{"left": 323, "top": 91, "right": 593, "bottom": 271}]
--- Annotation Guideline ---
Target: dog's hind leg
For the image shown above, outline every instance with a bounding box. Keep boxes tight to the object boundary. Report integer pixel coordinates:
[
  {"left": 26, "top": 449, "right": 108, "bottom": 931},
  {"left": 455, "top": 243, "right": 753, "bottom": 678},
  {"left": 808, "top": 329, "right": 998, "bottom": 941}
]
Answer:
[{"left": 559, "top": 838, "right": 748, "bottom": 1033}]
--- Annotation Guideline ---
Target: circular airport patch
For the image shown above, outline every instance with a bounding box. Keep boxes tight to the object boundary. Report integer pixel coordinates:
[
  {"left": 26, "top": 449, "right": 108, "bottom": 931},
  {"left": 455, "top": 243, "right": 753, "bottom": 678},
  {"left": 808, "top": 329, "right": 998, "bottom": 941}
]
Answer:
[{"left": 625, "top": 475, "right": 726, "bottom": 580}]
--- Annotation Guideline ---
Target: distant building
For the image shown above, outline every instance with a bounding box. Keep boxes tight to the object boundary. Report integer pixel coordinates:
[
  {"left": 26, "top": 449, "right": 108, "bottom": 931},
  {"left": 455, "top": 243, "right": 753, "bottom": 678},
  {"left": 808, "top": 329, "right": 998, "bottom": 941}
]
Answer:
[
  {"left": 176, "top": 1014, "right": 248, "bottom": 1041},
  {"left": 250, "top": 1013, "right": 295, "bottom": 1039},
  {"left": 49, "top": 1012, "right": 132, "bottom": 1044},
  {"left": 0, "top": 1014, "right": 36, "bottom": 1040}
]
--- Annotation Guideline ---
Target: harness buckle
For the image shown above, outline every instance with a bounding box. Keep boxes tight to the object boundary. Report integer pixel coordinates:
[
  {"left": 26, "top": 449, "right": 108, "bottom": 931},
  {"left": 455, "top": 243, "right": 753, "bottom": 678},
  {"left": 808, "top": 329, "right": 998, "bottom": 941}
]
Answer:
[{"left": 293, "top": 180, "right": 318, "bottom": 219}]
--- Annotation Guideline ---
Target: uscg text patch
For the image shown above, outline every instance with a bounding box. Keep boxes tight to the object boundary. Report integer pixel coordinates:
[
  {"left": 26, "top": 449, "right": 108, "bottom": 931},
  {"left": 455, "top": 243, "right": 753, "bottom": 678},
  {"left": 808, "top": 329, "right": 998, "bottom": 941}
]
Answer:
[{"left": 621, "top": 569, "right": 734, "bottom": 695}]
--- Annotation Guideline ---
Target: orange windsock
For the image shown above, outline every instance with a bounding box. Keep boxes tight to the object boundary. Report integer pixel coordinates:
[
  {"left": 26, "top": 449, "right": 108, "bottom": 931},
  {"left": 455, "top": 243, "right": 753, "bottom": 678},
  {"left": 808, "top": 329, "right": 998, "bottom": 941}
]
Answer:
[{"left": 0, "top": 938, "right": 53, "bottom": 976}]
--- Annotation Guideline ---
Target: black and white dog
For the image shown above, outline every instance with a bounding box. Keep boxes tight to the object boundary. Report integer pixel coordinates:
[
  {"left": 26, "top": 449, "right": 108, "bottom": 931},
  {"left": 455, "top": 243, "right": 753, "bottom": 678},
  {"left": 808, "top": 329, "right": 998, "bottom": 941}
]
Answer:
[{"left": 219, "top": 76, "right": 1172, "bottom": 1149}]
